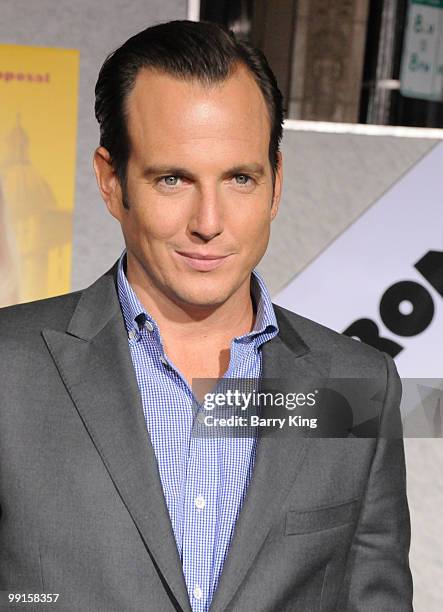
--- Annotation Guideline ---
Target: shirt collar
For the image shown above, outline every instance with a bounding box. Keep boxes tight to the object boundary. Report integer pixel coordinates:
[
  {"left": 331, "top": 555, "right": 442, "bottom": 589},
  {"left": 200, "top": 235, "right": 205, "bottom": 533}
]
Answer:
[
  {"left": 117, "top": 250, "right": 151, "bottom": 336},
  {"left": 116, "top": 249, "right": 279, "bottom": 342}
]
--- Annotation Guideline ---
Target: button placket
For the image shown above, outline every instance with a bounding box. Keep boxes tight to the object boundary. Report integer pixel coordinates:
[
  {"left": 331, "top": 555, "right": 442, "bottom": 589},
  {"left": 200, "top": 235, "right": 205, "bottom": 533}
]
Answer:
[{"left": 181, "top": 438, "right": 218, "bottom": 611}]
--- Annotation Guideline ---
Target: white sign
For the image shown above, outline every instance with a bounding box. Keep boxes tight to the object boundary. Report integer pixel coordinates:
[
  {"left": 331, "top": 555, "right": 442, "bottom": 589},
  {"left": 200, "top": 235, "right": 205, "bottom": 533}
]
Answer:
[
  {"left": 400, "top": 0, "right": 443, "bottom": 100},
  {"left": 274, "top": 142, "right": 443, "bottom": 378}
]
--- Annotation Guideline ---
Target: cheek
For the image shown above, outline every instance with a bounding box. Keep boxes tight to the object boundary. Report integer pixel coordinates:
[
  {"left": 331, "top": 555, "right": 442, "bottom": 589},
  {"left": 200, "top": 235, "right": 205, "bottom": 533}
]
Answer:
[
  {"left": 248, "top": 222, "right": 271, "bottom": 255},
  {"left": 235, "top": 205, "right": 272, "bottom": 264},
  {"left": 230, "top": 198, "right": 272, "bottom": 240},
  {"left": 129, "top": 201, "right": 186, "bottom": 241}
]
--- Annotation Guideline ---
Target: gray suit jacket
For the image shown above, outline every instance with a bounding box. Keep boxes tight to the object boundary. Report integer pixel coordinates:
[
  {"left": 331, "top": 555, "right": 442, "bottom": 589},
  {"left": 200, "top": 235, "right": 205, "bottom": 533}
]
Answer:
[{"left": 0, "top": 261, "right": 413, "bottom": 611}]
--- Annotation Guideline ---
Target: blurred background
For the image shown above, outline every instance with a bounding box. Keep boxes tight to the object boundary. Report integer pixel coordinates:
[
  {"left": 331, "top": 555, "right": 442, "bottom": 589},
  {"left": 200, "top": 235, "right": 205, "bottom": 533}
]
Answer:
[
  {"left": 0, "top": 1, "right": 442, "bottom": 609},
  {"left": 200, "top": 0, "right": 443, "bottom": 127}
]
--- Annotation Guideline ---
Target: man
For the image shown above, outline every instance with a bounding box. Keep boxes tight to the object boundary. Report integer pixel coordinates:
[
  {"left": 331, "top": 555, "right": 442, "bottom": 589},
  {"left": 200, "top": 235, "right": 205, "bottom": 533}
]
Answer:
[{"left": 0, "top": 20, "right": 413, "bottom": 612}]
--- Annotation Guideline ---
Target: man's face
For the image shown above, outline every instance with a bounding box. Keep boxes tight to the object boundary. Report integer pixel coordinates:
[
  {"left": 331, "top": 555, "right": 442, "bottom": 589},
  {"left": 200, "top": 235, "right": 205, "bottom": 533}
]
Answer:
[{"left": 97, "top": 65, "right": 282, "bottom": 310}]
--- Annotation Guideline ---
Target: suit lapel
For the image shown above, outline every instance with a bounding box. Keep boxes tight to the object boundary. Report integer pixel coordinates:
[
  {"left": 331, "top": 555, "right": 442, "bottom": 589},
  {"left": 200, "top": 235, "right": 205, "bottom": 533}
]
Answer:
[
  {"left": 42, "top": 263, "right": 192, "bottom": 612},
  {"left": 208, "top": 307, "right": 331, "bottom": 612}
]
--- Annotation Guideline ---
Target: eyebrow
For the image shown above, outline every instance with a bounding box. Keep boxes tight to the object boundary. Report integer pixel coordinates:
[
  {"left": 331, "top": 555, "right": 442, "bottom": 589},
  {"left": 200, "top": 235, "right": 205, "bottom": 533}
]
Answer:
[
  {"left": 227, "top": 164, "right": 266, "bottom": 177},
  {"left": 141, "top": 163, "right": 266, "bottom": 180}
]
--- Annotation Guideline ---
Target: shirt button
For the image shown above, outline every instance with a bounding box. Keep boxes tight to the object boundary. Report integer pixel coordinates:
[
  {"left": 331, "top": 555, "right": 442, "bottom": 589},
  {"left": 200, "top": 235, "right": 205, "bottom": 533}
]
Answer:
[
  {"left": 144, "top": 320, "right": 154, "bottom": 332},
  {"left": 194, "top": 495, "right": 206, "bottom": 510},
  {"left": 193, "top": 585, "right": 203, "bottom": 600},
  {"left": 128, "top": 329, "right": 137, "bottom": 340},
  {"left": 197, "top": 412, "right": 206, "bottom": 424}
]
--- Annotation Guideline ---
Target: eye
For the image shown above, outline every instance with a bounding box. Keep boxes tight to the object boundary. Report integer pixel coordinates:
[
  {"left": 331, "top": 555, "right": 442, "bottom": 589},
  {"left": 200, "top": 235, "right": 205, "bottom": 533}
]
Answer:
[
  {"left": 159, "top": 175, "right": 181, "bottom": 187},
  {"left": 233, "top": 174, "right": 253, "bottom": 185}
]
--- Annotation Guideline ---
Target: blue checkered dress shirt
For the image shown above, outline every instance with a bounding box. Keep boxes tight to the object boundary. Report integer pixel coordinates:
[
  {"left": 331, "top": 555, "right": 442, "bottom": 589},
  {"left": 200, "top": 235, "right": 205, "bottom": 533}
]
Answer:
[{"left": 116, "top": 250, "right": 279, "bottom": 611}]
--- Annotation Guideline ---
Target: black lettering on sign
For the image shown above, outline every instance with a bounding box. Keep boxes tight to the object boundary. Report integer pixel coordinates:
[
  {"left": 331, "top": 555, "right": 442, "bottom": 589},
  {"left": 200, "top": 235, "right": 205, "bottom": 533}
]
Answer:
[
  {"left": 380, "top": 280, "right": 434, "bottom": 336},
  {"left": 343, "top": 318, "right": 403, "bottom": 357},
  {"left": 343, "top": 248, "right": 441, "bottom": 357},
  {"left": 415, "top": 249, "right": 443, "bottom": 297}
]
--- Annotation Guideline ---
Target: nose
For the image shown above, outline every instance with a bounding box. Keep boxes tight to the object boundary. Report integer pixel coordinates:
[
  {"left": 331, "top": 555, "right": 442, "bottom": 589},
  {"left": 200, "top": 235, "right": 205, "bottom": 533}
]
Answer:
[{"left": 188, "top": 184, "right": 224, "bottom": 242}]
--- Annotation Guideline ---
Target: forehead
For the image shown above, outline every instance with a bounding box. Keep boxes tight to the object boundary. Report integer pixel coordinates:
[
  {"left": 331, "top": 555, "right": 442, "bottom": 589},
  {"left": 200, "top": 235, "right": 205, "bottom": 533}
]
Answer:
[{"left": 124, "top": 65, "right": 271, "bottom": 159}]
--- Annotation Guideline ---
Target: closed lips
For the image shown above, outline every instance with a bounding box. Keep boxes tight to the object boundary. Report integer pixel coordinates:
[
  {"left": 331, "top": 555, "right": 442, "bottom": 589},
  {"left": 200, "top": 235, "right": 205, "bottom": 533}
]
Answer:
[{"left": 176, "top": 252, "right": 229, "bottom": 259}]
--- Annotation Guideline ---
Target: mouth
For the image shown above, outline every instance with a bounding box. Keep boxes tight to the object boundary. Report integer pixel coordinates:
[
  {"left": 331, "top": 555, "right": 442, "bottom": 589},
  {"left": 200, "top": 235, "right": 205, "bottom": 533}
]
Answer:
[{"left": 175, "top": 251, "right": 233, "bottom": 271}]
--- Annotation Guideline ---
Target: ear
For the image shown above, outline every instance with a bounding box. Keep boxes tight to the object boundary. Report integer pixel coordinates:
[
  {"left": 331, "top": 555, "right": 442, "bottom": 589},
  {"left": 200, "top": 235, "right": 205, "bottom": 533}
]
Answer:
[
  {"left": 270, "top": 151, "right": 283, "bottom": 221},
  {"left": 93, "top": 146, "right": 124, "bottom": 221}
]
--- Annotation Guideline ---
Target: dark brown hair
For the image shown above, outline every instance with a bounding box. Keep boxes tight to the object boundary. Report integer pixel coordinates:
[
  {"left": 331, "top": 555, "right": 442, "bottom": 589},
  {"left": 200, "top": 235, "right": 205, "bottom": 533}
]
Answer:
[{"left": 95, "top": 20, "right": 284, "bottom": 206}]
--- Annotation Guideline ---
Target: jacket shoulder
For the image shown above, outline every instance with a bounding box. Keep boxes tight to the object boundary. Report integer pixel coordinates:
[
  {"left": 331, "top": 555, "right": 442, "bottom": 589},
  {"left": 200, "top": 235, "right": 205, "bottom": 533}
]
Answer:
[
  {"left": 273, "top": 304, "right": 391, "bottom": 376},
  {"left": 0, "top": 290, "right": 83, "bottom": 335}
]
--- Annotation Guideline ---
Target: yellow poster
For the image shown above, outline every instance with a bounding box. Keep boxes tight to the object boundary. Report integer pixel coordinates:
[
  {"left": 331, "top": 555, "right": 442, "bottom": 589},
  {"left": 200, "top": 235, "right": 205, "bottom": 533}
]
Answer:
[{"left": 0, "top": 44, "right": 79, "bottom": 307}]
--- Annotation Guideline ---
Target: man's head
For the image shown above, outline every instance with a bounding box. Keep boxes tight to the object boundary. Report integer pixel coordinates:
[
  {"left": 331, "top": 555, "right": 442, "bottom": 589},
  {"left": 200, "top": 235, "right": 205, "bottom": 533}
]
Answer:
[
  {"left": 93, "top": 20, "right": 284, "bottom": 312},
  {"left": 95, "top": 20, "right": 283, "bottom": 198}
]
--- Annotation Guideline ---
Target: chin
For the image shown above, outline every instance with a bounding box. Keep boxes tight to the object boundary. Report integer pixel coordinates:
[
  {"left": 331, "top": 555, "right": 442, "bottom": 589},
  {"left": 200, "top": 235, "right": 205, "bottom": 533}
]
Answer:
[{"left": 172, "top": 286, "right": 232, "bottom": 309}]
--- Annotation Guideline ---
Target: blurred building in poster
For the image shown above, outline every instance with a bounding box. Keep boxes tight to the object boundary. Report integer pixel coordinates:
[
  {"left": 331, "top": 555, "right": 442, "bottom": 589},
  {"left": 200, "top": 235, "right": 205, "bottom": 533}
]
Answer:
[{"left": 0, "top": 44, "right": 79, "bottom": 307}]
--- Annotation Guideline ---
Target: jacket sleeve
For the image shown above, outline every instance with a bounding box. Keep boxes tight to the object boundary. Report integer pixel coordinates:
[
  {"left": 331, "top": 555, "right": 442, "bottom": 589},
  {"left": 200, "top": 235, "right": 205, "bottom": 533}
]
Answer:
[{"left": 337, "top": 352, "right": 414, "bottom": 611}]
